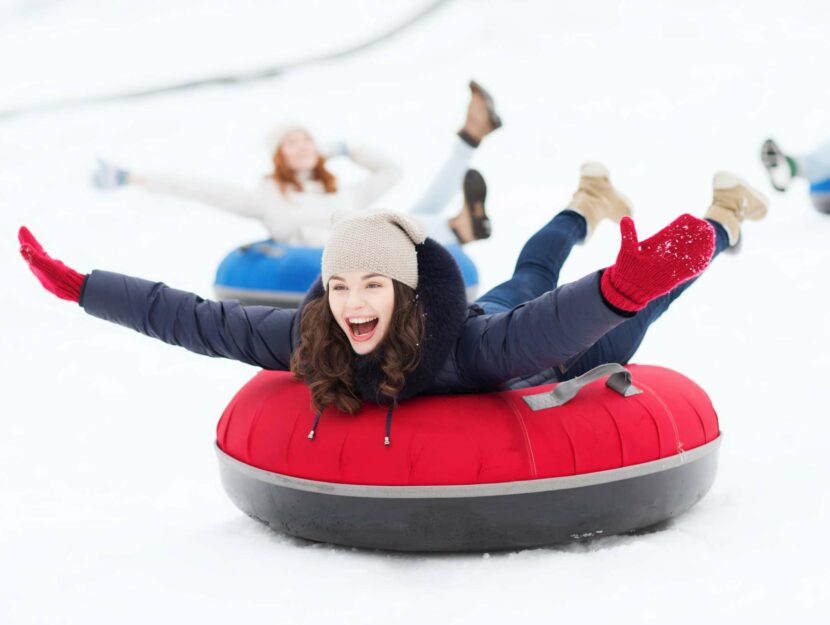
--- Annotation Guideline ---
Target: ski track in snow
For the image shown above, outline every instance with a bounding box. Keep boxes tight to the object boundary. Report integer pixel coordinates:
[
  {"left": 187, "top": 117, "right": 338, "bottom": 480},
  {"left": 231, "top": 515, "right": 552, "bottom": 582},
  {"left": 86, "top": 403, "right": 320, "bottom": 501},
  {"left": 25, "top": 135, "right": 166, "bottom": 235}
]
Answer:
[{"left": 1, "top": 1, "right": 829, "bottom": 623}]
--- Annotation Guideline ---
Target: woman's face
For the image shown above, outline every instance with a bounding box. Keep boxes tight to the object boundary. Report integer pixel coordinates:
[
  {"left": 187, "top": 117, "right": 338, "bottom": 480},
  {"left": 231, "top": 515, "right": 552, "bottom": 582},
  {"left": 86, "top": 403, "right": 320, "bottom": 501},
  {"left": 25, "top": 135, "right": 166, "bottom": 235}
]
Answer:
[
  {"left": 328, "top": 271, "right": 396, "bottom": 355},
  {"left": 279, "top": 129, "right": 320, "bottom": 173}
]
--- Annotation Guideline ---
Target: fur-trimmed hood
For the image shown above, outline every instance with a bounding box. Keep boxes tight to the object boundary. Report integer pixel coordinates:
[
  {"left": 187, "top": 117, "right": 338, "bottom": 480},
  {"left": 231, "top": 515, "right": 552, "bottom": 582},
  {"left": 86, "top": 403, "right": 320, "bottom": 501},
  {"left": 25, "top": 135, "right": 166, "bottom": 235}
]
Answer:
[{"left": 294, "top": 237, "right": 469, "bottom": 404}]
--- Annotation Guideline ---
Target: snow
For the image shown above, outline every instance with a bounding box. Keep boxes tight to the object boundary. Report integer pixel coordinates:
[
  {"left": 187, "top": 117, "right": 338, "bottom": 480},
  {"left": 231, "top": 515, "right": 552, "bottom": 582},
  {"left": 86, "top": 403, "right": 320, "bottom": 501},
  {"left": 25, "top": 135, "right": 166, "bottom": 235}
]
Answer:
[{"left": 2, "top": 0, "right": 829, "bottom": 623}]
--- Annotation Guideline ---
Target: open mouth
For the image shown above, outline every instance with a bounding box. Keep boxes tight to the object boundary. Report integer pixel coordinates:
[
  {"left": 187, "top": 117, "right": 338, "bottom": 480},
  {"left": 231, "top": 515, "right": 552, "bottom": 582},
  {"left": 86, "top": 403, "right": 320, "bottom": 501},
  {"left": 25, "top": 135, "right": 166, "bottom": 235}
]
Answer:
[{"left": 348, "top": 317, "right": 379, "bottom": 341}]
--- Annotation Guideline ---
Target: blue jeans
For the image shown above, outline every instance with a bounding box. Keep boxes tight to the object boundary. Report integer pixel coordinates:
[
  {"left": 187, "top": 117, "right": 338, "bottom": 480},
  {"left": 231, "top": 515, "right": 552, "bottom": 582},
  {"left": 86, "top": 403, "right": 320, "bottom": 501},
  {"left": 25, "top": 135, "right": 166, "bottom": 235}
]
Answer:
[{"left": 475, "top": 210, "right": 730, "bottom": 381}]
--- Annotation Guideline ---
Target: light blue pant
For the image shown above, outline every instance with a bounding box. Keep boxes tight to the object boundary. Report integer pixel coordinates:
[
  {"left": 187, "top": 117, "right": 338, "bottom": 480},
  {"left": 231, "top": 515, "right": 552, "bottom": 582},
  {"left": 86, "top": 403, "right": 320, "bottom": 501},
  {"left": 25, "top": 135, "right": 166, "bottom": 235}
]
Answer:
[
  {"left": 407, "top": 138, "right": 475, "bottom": 245},
  {"left": 797, "top": 139, "right": 830, "bottom": 183}
]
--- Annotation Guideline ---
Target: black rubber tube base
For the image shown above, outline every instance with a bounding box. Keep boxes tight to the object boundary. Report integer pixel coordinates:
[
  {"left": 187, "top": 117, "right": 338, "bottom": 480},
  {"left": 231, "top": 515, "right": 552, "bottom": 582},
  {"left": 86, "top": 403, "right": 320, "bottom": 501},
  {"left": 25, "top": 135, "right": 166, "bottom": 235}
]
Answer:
[
  {"left": 810, "top": 193, "right": 830, "bottom": 214},
  {"left": 216, "top": 440, "right": 720, "bottom": 553}
]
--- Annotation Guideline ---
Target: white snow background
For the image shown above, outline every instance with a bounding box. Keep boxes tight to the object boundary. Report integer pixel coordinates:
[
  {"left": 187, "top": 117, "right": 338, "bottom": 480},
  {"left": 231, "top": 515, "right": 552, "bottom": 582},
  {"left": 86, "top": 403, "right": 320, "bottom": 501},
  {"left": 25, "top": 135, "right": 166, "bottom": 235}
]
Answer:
[{"left": 1, "top": 0, "right": 829, "bottom": 623}]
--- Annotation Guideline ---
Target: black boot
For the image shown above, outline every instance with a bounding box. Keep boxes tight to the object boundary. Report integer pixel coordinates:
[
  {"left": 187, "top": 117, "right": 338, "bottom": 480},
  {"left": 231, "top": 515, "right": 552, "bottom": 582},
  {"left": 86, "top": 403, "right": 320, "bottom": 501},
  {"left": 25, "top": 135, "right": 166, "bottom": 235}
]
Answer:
[
  {"left": 470, "top": 80, "right": 503, "bottom": 131},
  {"left": 450, "top": 170, "right": 491, "bottom": 243}
]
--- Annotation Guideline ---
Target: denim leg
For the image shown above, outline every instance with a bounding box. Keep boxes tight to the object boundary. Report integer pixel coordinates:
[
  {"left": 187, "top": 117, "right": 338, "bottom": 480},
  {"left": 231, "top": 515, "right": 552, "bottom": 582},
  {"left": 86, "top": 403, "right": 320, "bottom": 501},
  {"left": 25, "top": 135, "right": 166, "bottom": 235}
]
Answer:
[
  {"left": 797, "top": 139, "right": 830, "bottom": 183},
  {"left": 556, "top": 219, "right": 731, "bottom": 380},
  {"left": 475, "top": 210, "right": 587, "bottom": 314}
]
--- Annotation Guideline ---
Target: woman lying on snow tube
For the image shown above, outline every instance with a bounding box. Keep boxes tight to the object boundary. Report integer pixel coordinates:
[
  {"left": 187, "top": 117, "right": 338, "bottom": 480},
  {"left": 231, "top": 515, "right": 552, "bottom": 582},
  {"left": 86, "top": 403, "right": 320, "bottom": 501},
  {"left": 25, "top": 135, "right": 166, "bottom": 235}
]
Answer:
[
  {"left": 19, "top": 162, "right": 769, "bottom": 551},
  {"left": 93, "top": 82, "right": 500, "bottom": 304}
]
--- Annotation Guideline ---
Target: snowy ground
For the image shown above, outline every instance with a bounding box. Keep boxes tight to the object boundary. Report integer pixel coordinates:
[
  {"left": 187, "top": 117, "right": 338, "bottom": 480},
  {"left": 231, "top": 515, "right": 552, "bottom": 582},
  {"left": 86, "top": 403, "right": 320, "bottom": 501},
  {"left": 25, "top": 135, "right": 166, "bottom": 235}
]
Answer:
[{"left": 2, "top": 0, "right": 829, "bottom": 623}]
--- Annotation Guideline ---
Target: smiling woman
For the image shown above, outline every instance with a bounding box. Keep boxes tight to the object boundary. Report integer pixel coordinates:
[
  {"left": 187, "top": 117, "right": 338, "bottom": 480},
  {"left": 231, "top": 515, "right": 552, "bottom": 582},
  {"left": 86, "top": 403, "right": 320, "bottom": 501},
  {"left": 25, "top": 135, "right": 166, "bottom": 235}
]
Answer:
[
  {"left": 19, "top": 163, "right": 766, "bottom": 549},
  {"left": 91, "top": 81, "right": 501, "bottom": 249},
  {"left": 20, "top": 161, "right": 764, "bottom": 433}
]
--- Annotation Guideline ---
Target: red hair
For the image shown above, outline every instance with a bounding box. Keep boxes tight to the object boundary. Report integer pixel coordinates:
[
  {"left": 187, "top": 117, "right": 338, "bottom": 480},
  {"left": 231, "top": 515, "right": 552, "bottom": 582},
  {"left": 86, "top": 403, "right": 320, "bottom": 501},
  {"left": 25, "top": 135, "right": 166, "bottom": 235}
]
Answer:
[{"left": 270, "top": 147, "right": 337, "bottom": 195}]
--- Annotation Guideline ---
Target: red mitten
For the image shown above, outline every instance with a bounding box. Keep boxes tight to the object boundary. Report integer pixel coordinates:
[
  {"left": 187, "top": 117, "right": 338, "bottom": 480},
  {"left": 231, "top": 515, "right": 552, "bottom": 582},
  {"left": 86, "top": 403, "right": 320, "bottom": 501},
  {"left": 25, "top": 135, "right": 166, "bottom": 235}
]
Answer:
[
  {"left": 601, "top": 215, "right": 715, "bottom": 312},
  {"left": 18, "top": 226, "right": 86, "bottom": 303}
]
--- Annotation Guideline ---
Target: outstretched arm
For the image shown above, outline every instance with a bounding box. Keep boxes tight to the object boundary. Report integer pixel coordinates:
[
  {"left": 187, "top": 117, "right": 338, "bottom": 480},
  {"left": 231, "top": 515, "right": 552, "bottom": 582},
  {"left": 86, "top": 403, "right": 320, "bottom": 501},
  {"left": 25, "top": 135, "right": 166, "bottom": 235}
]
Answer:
[
  {"left": 458, "top": 272, "right": 626, "bottom": 385},
  {"left": 456, "top": 215, "right": 715, "bottom": 386},
  {"left": 137, "top": 172, "right": 270, "bottom": 219},
  {"left": 93, "top": 159, "right": 268, "bottom": 219},
  {"left": 19, "top": 227, "right": 296, "bottom": 370}
]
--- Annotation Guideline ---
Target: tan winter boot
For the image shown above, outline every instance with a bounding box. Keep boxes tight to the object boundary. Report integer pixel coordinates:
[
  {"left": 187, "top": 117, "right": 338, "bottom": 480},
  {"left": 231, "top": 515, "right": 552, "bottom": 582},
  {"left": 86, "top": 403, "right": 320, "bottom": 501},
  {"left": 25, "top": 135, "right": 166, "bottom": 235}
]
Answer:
[
  {"left": 568, "top": 162, "right": 633, "bottom": 240},
  {"left": 705, "top": 172, "right": 769, "bottom": 248}
]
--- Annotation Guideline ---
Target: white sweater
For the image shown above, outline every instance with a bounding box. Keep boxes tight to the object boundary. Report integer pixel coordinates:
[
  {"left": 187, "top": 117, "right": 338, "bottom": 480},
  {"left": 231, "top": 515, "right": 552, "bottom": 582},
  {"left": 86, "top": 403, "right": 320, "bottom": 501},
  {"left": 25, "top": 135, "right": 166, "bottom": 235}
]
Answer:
[{"left": 140, "top": 145, "right": 402, "bottom": 247}]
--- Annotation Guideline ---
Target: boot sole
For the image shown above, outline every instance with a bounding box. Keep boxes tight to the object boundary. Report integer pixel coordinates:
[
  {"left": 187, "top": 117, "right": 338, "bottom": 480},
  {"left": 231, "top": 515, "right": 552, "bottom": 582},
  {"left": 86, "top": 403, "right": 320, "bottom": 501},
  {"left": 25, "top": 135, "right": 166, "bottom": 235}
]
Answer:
[
  {"left": 469, "top": 80, "right": 503, "bottom": 130},
  {"left": 463, "top": 169, "right": 491, "bottom": 240}
]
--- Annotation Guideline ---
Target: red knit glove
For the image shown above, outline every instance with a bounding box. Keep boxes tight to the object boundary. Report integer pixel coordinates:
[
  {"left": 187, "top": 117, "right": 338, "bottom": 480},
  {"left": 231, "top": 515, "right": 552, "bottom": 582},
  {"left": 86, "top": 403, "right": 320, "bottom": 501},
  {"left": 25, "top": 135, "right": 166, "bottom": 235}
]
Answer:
[
  {"left": 18, "top": 226, "right": 86, "bottom": 303},
  {"left": 601, "top": 215, "right": 715, "bottom": 313}
]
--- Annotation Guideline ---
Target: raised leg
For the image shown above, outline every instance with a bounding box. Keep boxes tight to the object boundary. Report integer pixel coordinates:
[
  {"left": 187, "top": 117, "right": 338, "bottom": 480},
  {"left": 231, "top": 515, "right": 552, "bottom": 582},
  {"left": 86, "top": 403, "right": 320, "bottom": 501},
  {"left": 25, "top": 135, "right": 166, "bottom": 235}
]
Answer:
[
  {"left": 408, "top": 138, "right": 475, "bottom": 219},
  {"left": 476, "top": 162, "right": 631, "bottom": 314},
  {"left": 475, "top": 210, "right": 586, "bottom": 314}
]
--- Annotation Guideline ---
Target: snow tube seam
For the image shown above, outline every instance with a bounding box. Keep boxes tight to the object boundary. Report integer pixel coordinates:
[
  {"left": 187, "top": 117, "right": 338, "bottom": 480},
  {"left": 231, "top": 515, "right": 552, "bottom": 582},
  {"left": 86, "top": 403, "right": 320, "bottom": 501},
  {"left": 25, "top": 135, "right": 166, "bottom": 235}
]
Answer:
[
  {"left": 215, "top": 435, "right": 722, "bottom": 499},
  {"left": 497, "top": 392, "right": 538, "bottom": 478},
  {"left": 637, "top": 380, "right": 684, "bottom": 456},
  {"left": 682, "top": 394, "right": 710, "bottom": 443}
]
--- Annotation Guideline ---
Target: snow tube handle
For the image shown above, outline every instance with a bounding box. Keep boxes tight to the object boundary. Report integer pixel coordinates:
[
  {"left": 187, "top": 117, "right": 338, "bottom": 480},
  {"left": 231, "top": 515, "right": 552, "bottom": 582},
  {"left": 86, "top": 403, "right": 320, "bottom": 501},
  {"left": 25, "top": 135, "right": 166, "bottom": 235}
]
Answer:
[
  {"left": 522, "top": 363, "right": 643, "bottom": 411},
  {"left": 238, "top": 240, "right": 286, "bottom": 257}
]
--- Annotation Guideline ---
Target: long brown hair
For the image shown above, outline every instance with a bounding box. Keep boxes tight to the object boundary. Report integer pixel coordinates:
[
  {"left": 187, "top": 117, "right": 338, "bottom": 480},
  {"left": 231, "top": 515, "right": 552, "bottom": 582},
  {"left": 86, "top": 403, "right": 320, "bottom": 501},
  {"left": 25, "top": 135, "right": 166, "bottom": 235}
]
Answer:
[
  {"left": 270, "top": 148, "right": 337, "bottom": 195},
  {"left": 290, "top": 281, "right": 425, "bottom": 414}
]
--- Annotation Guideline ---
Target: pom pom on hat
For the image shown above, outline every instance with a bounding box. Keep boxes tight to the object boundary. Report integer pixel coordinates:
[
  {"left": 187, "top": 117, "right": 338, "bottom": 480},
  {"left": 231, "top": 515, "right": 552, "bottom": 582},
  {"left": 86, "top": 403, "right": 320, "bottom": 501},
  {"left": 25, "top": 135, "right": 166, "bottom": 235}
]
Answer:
[{"left": 322, "top": 211, "right": 427, "bottom": 290}]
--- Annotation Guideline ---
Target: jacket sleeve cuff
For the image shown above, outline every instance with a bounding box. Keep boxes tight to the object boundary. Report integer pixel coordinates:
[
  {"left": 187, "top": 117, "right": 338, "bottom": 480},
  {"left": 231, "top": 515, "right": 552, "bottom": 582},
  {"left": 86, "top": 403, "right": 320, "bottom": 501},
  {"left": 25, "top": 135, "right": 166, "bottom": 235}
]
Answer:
[
  {"left": 598, "top": 269, "right": 637, "bottom": 318},
  {"left": 77, "top": 274, "right": 90, "bottom": 307}
]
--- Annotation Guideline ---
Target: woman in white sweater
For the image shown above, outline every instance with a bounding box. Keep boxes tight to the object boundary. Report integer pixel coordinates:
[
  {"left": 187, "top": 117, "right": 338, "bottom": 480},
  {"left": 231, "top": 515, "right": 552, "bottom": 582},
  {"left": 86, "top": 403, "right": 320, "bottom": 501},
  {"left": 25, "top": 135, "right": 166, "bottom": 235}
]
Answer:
[{"left": 94, "top": 82, "right": 501, "bottom": 247}]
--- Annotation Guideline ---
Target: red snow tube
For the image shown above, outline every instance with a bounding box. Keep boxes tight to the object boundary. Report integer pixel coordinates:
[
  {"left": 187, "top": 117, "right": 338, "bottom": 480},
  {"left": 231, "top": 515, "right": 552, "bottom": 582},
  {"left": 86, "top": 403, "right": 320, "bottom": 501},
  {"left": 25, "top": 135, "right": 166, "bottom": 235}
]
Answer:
[{"left": 215, "top": 364, "right": 721, "bottom": 552}]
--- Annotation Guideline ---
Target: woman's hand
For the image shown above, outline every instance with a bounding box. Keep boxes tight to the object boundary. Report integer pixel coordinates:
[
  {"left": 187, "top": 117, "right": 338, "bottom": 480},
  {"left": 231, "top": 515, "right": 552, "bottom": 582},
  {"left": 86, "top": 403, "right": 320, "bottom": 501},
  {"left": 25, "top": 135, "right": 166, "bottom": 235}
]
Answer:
[
  {"left": 92, "top": 159, "right": 130, "bottom": 189},
  {"left": 19, "top": 226, "right": 86, "bottom": 303},
  {"left": 601, "top": 214, "right": 715, "bottom": 312}
]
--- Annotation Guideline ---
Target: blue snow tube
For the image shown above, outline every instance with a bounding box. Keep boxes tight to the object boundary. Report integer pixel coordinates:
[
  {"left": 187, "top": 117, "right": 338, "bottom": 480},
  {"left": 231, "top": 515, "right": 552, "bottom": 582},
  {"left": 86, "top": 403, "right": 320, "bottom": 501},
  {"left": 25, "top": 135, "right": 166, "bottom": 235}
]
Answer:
[
  {"left": 214, "top": 240, "right": 479, "bottom": 307},
  {"left": 446, "top": 243, "right": 479, "bottom": 300},
  {"left": 809, "top": 177, "right": 830, "bottom": 214}
]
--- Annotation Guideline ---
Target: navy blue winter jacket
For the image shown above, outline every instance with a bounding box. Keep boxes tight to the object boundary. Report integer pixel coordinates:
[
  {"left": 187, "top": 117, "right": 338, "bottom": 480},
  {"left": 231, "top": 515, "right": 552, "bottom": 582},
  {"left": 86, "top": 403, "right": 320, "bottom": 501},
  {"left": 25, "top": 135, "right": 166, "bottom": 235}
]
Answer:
[{"left": 80, "top": 239, "right": 626, "bottom": 402}]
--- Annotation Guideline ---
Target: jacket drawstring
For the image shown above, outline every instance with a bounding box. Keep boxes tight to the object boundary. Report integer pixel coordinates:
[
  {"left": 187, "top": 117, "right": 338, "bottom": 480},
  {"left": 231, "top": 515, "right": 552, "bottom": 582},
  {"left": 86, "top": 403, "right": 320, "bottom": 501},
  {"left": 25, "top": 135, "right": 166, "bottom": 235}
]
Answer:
[
  {"left": 384, "top": 405, "right": 394, "bottom": 447},
  {"left": 307, "top": 410, "right": 322, "bottom": 440},
  {"left": 308, "top": 406, "right": 394, "bottom": 447}
]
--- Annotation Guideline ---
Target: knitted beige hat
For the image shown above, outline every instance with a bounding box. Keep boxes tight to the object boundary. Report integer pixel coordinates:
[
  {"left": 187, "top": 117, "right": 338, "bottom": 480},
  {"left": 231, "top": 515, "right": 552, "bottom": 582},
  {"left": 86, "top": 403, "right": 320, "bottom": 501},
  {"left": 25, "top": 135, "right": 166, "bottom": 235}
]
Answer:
[{"left": 322, "top": 211, "right": 427, "bottom": 290}]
